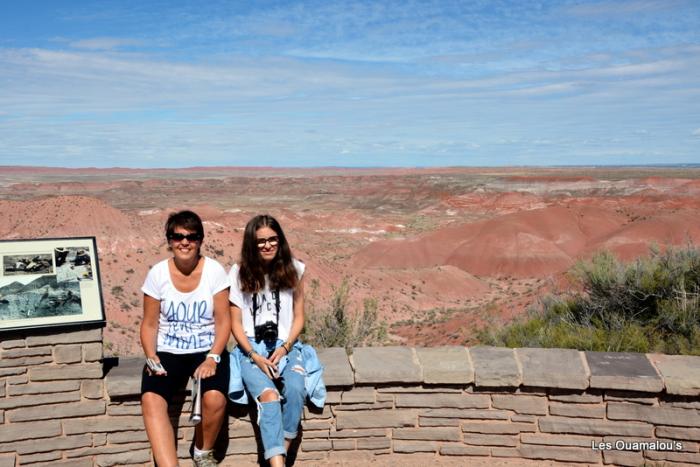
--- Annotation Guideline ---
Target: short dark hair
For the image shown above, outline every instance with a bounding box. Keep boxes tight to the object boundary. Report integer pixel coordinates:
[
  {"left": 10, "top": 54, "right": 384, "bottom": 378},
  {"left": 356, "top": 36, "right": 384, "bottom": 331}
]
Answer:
[{"left": 165, "top": 210, "right": 204, "bottom": 240}]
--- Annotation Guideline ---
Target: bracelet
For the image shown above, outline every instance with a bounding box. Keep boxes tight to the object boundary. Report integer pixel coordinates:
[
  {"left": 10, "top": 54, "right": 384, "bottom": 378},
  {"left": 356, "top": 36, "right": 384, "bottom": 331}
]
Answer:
[{"left": 246, "top": 348, "right": 257, "bottom": 363}]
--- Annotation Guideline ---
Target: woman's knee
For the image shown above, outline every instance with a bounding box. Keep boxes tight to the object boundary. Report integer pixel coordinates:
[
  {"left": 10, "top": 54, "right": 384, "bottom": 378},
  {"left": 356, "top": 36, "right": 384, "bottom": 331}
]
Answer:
[
  {"left": 258, "top": 388, "right": 280, "bottom": 403},
  {"left": 141, "top": 392, "right": 168, "bottom": 417},
  {"left": 202, "top": 390, "right": 227, "bottom": 413}
]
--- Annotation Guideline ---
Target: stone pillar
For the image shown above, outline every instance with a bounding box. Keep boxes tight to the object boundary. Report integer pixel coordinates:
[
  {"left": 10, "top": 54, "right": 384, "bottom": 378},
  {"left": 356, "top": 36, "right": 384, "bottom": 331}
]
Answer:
[{"left": 0, "top": 326, "right": 105, "bottom": 466}]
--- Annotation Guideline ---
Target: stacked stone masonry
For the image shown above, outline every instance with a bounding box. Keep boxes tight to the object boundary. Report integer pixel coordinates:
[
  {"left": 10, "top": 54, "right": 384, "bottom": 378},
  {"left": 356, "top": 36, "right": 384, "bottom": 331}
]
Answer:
[{"left": 1, "top": 329, "right": 700, "bottom": 466}]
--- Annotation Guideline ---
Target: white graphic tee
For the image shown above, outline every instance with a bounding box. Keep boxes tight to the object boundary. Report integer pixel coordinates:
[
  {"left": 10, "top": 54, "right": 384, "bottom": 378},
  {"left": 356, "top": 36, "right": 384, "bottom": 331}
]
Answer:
[
  {"left": 228, "top": 258, "right": 305, "bottom": 342},
  {"left": 142, "top": 257, "right": 229, "bottom": 353}
]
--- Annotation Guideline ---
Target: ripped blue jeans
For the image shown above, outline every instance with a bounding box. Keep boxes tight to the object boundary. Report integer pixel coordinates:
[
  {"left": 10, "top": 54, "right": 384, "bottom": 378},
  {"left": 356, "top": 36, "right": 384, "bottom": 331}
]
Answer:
[{"left": 238, "top": 338, "right": 306, "bottom": 460}]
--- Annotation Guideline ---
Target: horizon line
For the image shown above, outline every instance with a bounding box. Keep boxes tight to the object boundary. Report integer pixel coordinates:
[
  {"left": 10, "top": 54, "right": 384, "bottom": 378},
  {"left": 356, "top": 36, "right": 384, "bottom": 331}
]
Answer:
[{"left": 2, "top": 163, "right": 700, "bottom": 171}]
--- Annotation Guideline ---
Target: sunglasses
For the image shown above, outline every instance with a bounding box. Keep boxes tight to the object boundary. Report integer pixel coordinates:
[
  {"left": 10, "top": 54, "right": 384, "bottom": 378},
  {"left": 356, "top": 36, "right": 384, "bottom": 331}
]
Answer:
[
  {"left": 256, "top": 235, "right": 279, "bottom": 249},
  {"left": 168, "top": 233, "right": 203, "bottom": 242}
]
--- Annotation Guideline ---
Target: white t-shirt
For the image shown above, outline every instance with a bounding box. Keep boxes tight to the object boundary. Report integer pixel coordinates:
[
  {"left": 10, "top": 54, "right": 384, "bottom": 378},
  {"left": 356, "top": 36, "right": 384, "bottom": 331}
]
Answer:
[
  {"left": 228, "top": 258, "right": 305, "bottom": 342},
  {"left": 142, "top": 256, "right": 229, "bottom": 354}
]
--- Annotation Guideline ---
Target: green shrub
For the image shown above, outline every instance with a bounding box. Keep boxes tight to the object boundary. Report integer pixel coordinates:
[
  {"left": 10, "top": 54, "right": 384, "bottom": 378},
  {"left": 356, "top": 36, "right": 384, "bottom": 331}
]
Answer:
[
  {"left": 302, "top": 278, "right": 387, "bottom": 351},
  {"left": 479, "top": 245, "right": 700, "bottom": 355}
]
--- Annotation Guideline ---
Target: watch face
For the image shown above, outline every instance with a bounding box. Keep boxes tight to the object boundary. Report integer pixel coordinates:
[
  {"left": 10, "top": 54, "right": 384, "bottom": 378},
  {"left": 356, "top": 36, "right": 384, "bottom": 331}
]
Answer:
[{"left": 208, "top": 353, "right": 221, "bottom": 363}]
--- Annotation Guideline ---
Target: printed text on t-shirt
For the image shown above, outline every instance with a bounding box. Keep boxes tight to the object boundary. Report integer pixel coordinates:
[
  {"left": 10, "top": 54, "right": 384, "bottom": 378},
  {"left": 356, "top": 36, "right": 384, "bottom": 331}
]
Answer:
[{"left": 165, "top": 300, "right": 207, "bottom": 322}]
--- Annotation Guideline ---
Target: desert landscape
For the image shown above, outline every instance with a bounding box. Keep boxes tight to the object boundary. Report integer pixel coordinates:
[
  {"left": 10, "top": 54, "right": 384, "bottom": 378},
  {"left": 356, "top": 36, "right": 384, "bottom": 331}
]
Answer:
[{"left": 1, "top": 165, "right": 699, "bottom": 356}]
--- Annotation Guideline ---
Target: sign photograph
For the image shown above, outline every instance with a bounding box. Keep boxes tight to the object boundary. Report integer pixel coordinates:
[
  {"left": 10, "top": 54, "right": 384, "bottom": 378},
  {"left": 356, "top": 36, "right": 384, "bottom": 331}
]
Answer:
[{"left": 0, "top": 237, "right": 105, "bottom": 332}]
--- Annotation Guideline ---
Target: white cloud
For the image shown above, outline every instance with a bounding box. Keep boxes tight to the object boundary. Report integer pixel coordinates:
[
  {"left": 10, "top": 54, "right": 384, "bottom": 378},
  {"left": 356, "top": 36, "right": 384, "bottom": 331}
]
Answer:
[
  {"left": 505, "top": 82, "right": 581, "bottom": 97},
  {"left": 1, "top": 1, "right": 699, "bottom": 167},
  {"left": 563, "top": 0, "right": 687, "bottom": 17},
  {"left": 70, "top": 37, "right": 144, "bottom": 51}
]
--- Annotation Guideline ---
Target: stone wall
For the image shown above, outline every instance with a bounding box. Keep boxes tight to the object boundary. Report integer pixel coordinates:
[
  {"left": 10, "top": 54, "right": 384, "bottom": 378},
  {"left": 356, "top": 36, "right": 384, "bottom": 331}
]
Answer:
[
  {"left": 1, "top": 328, "right": 700, "bottom": 466},
  {"left": 0, "top": 327, "right": 105, "bottom": 467}
]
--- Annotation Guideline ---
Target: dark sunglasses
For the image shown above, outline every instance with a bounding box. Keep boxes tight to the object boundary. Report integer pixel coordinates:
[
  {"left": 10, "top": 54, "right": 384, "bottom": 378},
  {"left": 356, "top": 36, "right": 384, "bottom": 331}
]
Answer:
[
  {"left": 168, "top": 233, "right": 203, "bottom": 242},
  {"left": 256, "top": 235, "right": 279, "bottom": 249}
]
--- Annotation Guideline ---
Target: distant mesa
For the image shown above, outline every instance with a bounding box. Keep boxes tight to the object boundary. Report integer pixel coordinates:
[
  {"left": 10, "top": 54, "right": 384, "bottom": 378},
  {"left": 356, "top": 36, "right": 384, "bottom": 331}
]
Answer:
[
  {"left": 674, "top": 179, "right": 700, "bottom": 195},
  {"left": 595, "top": 211, "right": 700, "bottom": 260},
  {"left": 503, "top": 175, "right": 597, "bottom": 183},
  {"left": 445, "top": 191, "right": 545, "bottom": 212},
  {"left": 636, "top": 177, "right": 692, "bottom": 189},
  {"left": 353, "top": 205, "right": 699, "bottom": 278},
  {"left": 0, "top": 195, "right": 161, "bottom": 250}
]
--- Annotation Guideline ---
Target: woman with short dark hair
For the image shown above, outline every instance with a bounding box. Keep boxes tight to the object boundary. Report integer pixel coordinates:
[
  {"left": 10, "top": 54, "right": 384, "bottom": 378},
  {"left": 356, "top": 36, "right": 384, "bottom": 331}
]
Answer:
[{"left": 140, "top": 210, "right": 230, "bottom": 467}]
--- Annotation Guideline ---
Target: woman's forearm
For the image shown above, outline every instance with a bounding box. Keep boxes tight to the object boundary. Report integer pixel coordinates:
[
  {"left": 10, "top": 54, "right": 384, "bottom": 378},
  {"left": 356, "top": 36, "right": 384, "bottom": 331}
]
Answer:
[
  {"left": 286, "top": 276, "right": 305, "bottom": 345},
  {"left": 141, "top": 295, "right": 161, "bottom": 358},
  {"left": 211, "top": 290, "right": 231, "bottom": 354},
  {"left": 140, "top": 322, "right": 158, "bottom": 358},
  {"left": 211, "top": 321, "right": 230, "bottom": 355},
  {"left": 230, "top": 305, "right": 253, "bottom": 354},
  {"left": 286, "top": 311, "right": 304, "bottom": 346}
]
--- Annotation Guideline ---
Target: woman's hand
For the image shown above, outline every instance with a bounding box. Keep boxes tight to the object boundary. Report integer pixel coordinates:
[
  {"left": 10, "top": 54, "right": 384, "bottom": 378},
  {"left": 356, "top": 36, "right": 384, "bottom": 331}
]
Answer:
[
  {"left": 145, "top": 355, "right": 167, "bottom": 376},
  {"left": 269, "top": 345, "right": 288, "bottom": 366},
  {"left": 193, "top": 357, "right": 217, "bottom": 379},
  {"left": 252, "top": 352, "right": 279, "bottom": 379},
  {"left": 141, "top": 294, "right": 163, "bottom": 374}
]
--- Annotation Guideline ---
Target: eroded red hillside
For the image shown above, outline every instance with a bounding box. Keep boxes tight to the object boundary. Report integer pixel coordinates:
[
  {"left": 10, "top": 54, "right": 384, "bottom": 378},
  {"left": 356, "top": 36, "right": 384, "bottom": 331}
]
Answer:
[{"left": 2, "top": 166, "right": 699, "bottom": 352}]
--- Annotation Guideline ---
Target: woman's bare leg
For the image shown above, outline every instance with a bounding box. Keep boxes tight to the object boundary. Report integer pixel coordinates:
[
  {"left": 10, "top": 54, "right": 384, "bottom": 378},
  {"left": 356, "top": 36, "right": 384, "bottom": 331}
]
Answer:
[
  {"left": 142, "top": 392, "right": 178, "bottom": 467},
  {"left": 194, "top": 390, "right": 228, "bottom": 450}
]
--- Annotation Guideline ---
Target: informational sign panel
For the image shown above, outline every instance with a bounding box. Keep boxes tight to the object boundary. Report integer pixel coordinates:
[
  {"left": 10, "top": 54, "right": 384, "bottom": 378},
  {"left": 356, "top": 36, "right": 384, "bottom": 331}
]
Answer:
[{"left": 0, "top": 237, "right": 105, "bottom": 332}]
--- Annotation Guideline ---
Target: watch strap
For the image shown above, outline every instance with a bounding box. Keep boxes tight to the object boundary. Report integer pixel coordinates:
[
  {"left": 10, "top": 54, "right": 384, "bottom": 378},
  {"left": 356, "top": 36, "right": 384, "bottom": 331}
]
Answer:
[{"left": 206, "top": 353, "right": 221, "bottom": 364}]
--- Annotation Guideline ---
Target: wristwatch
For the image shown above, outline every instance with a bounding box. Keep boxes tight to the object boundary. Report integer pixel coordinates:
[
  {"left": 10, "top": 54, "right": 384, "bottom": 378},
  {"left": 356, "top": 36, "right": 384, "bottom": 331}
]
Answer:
[{"left": 206, "top": 353, "right": 221, "bottom": 364}]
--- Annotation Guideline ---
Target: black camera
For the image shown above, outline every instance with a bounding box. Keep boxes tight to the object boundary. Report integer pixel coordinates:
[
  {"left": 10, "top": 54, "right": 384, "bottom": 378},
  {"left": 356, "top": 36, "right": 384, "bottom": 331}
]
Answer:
[{"left": 254, "top": 321, "right": 278, "bottom": 342}]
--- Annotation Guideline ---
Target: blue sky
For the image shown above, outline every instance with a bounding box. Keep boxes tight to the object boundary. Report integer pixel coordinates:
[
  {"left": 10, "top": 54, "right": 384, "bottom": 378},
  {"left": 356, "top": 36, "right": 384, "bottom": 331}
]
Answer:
[{"left": 1, "top": 0, "right": 699, "bottom": 168}]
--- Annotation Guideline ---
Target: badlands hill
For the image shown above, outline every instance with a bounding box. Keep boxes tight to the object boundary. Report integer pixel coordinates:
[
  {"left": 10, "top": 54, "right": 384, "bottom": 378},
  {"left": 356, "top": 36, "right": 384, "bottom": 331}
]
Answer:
[
  {"left": 353, "top": 204, "right": 700, "bottom": 277},
  {"left": 1, "top": 166, "right": 699, "bottom": 355}
]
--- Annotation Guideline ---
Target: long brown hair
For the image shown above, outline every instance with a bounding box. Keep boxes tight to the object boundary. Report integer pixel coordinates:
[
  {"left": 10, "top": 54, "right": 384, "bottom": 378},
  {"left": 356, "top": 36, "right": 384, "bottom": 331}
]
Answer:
[{"left": 239, "top": 214, "right": 298, "bottom": 293}]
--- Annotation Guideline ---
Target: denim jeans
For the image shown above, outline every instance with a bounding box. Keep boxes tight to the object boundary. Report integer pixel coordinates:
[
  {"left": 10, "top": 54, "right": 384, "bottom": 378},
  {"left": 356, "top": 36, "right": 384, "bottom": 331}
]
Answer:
[{"left": 238, "top": 338, "right": 306, "bottom": 460}]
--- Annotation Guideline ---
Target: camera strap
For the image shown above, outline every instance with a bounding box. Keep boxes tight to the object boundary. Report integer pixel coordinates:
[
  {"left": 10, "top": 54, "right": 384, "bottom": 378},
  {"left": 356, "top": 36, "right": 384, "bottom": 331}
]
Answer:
[{"left": 251, "top": 288, "right": 281, "bottom": 327}]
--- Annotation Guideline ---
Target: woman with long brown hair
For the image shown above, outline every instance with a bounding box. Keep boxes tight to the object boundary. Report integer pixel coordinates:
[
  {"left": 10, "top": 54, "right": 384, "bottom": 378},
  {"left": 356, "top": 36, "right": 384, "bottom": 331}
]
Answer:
[{"left": 228, "top": 214, "right": 306, "bottom": 467}]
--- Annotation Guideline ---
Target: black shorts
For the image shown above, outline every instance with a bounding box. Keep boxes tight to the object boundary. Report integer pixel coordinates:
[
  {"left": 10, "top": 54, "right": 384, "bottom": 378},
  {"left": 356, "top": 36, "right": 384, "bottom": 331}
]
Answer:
[{"left": 140, "top": 350, "right": 230, "bottom": 404}]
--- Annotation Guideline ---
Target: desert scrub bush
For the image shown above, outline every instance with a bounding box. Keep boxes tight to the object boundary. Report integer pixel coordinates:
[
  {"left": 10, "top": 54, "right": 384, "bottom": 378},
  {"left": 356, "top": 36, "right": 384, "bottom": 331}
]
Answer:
[
  {"left": 478, "top": 245, "right": 700, "bottom": 355},
  {"left": 302, "top": 278, "right": 387, "bottom": 351}
]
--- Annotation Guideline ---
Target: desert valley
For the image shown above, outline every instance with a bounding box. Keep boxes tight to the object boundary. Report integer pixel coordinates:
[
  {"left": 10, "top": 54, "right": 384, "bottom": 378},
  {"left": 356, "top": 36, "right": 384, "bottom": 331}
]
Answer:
[{"left": 1, "top": 165, "right": 699, "bottom": 356}]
